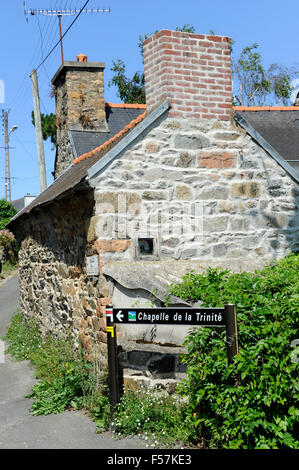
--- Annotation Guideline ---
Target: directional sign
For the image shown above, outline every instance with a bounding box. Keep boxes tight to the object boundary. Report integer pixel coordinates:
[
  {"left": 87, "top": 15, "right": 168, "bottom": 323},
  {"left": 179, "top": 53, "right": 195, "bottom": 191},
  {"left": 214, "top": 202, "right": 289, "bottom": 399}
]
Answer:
[
  {"left": 104, "top": 303, "right": 238, "bottom": 420},
  {"left": 110, "top": 307, "right": 226, "bottom": 327}
]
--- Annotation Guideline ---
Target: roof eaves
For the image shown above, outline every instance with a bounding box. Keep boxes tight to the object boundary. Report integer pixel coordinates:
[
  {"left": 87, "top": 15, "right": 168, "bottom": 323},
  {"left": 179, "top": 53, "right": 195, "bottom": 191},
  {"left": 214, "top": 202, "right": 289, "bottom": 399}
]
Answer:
[
  {"left": 233, "top": 106, "right": 299, "bottom": 111},
  {"left": 87, "top": 99, "right": 170, "bottom": 181},
  {"left": 235, "top": 112, "right": 299, "bottom": 184},
  {"left": 8, "top": 161, "right": 79, "bottom": 226}
]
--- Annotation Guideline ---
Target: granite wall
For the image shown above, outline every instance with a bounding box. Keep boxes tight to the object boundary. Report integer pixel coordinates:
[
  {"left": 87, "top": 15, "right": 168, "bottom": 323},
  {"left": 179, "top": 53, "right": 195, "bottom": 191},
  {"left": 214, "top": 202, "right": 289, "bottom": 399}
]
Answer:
[
  {"left": 85, "top": 111, "right": 298, "bottom": 387},
  {"left": 89, "top": 113, "right": 299, "bottom": 268},
  {"left": 14, "top": 190, "right": 112, "bottom": 370},
  {"left": 14, "top": 111, "right": 299, "bottom": 389}
]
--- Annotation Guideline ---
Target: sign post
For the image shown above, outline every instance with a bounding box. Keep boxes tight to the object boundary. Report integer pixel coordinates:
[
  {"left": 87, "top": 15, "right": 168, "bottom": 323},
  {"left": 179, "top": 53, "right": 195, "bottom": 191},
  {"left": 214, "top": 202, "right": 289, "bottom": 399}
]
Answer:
[
  {"left": 224, "top": 304, "right": 239, "bottom": 365},
  {"left": 105, "top": 306, "right": 120, "bottom": 421},
  {"left": 105, "top": 304, "right": 238, "bottom": 418}
]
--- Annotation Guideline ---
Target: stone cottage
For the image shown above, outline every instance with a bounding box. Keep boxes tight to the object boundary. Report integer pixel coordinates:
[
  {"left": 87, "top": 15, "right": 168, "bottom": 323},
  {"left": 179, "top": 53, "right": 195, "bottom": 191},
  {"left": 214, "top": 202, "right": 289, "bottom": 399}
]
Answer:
[{"left": 9, "top": 30, "right": 299, "bottom": 386}]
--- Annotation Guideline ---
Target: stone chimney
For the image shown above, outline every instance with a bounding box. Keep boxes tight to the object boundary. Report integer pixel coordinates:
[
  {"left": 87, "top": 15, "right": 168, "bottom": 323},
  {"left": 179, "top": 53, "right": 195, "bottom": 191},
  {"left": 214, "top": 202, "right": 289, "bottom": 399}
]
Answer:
[
  {"left": 52, "top": 55, "right": 108, "bottom": 178},
  {"left": 143, "top": 30, "right": 232, "bottom": 120}
]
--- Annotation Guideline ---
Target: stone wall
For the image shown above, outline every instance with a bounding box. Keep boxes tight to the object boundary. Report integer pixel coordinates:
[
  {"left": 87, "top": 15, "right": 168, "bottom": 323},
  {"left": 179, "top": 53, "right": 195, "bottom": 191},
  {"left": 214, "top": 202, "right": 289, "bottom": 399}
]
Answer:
[
  {"left": 13, "top": 111, "right": 299, "bottom": 387},
  {"left": 14, "top": 189, "right": 112, "bottom": 369},
  {"left": 85, "top": 111, "right": 298, "bottom": 386},
  {"left": 90, "top": 113, "right": 298, "bottom": 268}
]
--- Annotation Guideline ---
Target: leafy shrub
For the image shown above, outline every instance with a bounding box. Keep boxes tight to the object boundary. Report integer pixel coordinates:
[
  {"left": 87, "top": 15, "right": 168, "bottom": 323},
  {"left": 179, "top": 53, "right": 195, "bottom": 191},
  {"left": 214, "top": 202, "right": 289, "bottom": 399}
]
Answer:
[
  {"left": 0, "top": 229, "right": 15, "bottom": 246},
  {"left": 0, "top": 199, "right": 17, "bottom": 230},
  {"left": 0, "top": 229, "right": 18, "bottom": 264},
  {"left": 169, "top": 253, "right": 299, "bottom": 449},
  {"left": 27, "top": 361, "right": 87, "bottom": 415}
]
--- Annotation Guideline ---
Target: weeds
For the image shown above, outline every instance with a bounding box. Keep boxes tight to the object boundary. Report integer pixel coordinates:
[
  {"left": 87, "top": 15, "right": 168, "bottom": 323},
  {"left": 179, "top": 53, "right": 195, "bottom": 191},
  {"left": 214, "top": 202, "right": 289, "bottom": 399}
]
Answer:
[
  {"left": 3, "top": 313, "right": 110, "bottom": 424},
  {"left": 112, "top": 386, "right": 193, "bottom": 448}
]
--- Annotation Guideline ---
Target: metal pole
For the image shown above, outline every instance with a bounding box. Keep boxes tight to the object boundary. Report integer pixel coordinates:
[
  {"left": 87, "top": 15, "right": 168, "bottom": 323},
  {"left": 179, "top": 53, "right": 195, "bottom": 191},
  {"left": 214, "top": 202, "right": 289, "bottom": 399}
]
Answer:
[
  {"left": 30, "top": 69, "right": 47, "bottom": 193},
  {"left": 3, "top": 111, "right": 11, "bottom": 201},
  {"left": 106, "top": 306, "right": 120, "bottom": 423},
  {"left": 225, "top": 304, "right": 239, "bottom": 365},
  {"left": 58, "top": 14, "right": 64, "bottom": 63}
]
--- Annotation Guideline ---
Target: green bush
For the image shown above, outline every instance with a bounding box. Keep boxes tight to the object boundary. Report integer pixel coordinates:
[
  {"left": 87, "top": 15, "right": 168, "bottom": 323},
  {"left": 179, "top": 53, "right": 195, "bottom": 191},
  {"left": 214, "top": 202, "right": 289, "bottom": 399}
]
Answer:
[
  {"left": 27, "top": 361, "right": 88, "bottom": 415},
  {"left": 0, "top": 229, "right": 18, "bottom": 264},
  {"left": 169, "top": 253, "right": 299, "bottom": 449},
  {"left": 0, "top": 199, "right": 17, "bottom": 230}
]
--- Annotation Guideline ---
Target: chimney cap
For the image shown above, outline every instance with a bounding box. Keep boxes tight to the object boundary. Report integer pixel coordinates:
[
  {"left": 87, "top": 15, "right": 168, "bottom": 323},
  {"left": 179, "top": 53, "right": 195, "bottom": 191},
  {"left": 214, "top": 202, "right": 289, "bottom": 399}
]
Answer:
[{"left": 77, "top": 53, "right": 88, "bottom": 62}]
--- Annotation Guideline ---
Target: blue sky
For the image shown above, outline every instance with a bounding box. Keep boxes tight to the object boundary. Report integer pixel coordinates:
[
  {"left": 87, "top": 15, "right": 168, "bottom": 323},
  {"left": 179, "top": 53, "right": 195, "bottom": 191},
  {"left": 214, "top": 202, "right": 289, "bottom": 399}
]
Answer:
[{"left": 0, "top": 0, "right": 299, "bottom": 201}]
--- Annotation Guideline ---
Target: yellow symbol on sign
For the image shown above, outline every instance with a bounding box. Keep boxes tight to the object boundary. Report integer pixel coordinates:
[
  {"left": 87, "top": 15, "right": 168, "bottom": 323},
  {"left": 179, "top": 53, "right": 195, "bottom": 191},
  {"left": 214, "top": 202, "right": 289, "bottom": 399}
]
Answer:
[{"left": 106, "top": 326, "right": 114, "bottom": 337}]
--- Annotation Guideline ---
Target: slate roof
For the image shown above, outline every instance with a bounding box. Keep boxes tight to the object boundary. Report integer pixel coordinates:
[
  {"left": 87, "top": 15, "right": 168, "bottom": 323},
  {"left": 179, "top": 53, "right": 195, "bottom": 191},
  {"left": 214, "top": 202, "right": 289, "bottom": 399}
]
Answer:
[
  {"left": 235, "top": 107, "right": 299, "bottom": 172},
  {"left": 12, "top": 195, "right": 37, "bottom": 212},
  {"left": 69, "top": 103, "right": 146, "bottom": 159},
  {"left": 8, "top": 104, "right": 147, "bottom": 226},
  {"left": 12, "top": 197, "right": 27, "bottom": 212},
  {"left": 9, "top": 152, "right": 100, "bottom": 225}
]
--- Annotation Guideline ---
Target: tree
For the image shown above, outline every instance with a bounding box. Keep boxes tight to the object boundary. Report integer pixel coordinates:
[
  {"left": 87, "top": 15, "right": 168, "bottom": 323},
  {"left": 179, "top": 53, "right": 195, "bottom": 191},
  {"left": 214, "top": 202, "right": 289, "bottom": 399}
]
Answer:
[
  {"left": 0, "top": 199, "right": 17, "bottom": 230},
  {"left": 109, "top": 59, "right": 145, "bottom": 104},
  {"left": 232, "top": 43, "right": 294, "bottom": 106},
  {"left": 108, "top": 25, "right": 196, "bottom": 104},
  {"left": 31, "top": 111, "right": 56, "bottom": 147},
  {"left": 109, "top": 29, "right": 297, "bottom": 107}
]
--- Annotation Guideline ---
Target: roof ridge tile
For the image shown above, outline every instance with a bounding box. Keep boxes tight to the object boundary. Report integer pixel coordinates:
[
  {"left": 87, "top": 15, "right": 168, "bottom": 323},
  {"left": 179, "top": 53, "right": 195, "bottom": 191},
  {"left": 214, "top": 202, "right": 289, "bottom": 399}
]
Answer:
[{"left": 105, "top": 102, "right": 147, "bottom": 109}]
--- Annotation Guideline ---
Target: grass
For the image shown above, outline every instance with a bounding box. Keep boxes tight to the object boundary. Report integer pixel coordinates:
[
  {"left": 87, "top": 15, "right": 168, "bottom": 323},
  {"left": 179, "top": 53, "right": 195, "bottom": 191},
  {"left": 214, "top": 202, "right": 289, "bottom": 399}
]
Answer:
[
  {"left": 3, "top": 312, "right": 110, "bottom": 428},
  {"left": 0, "top": 261, "right": 18, "bottom": 278},
  {"left": 3, "top": 312, "right": 193, "bottom": 447}
]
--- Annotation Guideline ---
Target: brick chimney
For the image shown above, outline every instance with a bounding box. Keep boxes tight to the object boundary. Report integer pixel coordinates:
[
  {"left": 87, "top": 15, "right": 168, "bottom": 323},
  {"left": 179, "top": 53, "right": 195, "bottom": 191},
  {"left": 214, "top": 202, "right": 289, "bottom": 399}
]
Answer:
[
  {"left": 52, "top": 55, "right": 108, "bottom": 177},
  {"left": 143, "top": 30, "right": 232, "bottom": 120}
]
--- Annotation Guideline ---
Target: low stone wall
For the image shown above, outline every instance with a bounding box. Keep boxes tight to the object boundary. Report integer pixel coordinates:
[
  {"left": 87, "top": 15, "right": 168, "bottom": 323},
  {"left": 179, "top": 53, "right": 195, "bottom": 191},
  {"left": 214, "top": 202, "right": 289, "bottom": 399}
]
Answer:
[{"left": 14, "top": 190, "right": 111, "bottom": 369}]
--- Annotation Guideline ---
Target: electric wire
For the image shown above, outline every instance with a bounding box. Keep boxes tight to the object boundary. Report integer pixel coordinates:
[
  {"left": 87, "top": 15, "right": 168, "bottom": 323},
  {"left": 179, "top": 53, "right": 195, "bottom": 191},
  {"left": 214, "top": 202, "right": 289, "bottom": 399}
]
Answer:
[
  {"left": 5, "top": 1, "right": 91, "bottom": 198},
  {"left": 35, "top": 0, "right": 90, "bottom": 71},
  {"left": 7, "top": 0, "right": 59, "bottom": 111}
]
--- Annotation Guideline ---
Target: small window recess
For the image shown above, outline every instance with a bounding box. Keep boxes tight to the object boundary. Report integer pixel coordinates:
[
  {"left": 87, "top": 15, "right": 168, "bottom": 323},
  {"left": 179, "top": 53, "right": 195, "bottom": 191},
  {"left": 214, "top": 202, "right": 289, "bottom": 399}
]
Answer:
[{"left": 136, "top": 237, "right": 160, "bottom": 260}]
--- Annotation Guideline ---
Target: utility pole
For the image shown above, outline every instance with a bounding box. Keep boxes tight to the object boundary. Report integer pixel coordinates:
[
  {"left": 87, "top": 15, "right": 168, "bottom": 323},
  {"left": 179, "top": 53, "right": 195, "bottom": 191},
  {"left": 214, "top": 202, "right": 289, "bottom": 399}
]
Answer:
[
  {"left": 30, "top": 69, "right": 47, "bottom": 193},
  {"left": 58, "top": 13, "right": 64, "bottom": 63},
  {"left": 24, "top": 3, "right": 110, "bottom": 64},
  {"left": 3, "top": 111, "right": 11, "bottom": 202},
  {"left": 2, "top": 111, "right": 18, "bottom": 202}
]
